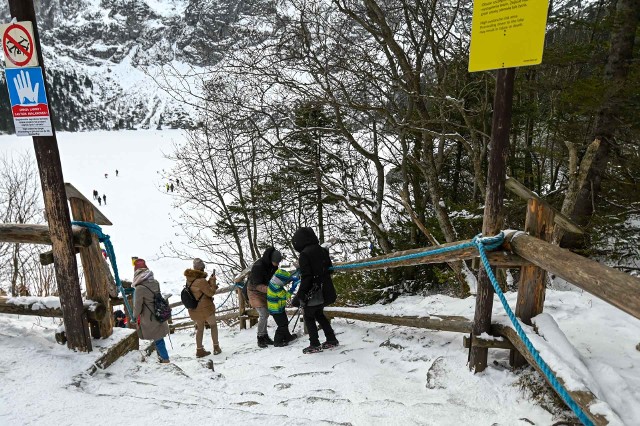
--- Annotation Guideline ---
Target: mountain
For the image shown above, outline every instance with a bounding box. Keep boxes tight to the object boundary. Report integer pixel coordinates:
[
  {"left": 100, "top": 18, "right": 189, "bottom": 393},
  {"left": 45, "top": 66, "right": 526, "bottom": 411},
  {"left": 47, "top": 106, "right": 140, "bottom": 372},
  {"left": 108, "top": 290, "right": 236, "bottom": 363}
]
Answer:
[{"left": 0, "top": 0, "right": 273, "bottom": 132}]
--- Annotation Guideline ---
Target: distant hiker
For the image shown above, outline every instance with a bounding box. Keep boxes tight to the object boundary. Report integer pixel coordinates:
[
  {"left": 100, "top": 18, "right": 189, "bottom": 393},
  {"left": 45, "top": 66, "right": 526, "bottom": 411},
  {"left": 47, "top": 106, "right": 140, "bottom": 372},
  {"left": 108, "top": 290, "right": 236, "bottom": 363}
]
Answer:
[
  {"left": 116, "top": 169, "right": 119, "bottom": 177},
  {"left": 170, "top": 183, "right": 174, "bottom": 192},
  {"left": 132, "top": 258, "right": 171, "bottom": 363},
  {"left": 268, "top": 269, "right": 299, "bottom": 347},
  {"left": 97, "top": 197, "right": 102, "bottom": 206},
  {"left": 105, "top": 173, "right": 108, "bottom": 178},
  {"left": 248, "top": 247, "right": 282, "bottom": 348},
  {"left": 93, "top": 189, "right": 98, "bottom": 200},
  {"left": 166, "top": 183, "right": 169, "bottom": 192},
  {"left": 185, "top": 258, "right": 221, "bottom": 357},
  {"left": 176, "top": 178, "right": 180, "bottom": 186},
  {"left": 103, "top": 194, "right": 107, "bottom": 205},
  {"left": 292, "top": 227, "right": 338, "bottom": 354}
]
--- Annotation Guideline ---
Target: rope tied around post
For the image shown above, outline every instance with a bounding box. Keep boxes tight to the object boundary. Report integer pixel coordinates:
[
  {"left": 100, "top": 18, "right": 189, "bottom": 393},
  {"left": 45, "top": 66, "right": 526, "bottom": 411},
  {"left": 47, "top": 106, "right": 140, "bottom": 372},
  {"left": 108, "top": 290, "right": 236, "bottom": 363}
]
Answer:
[
  {"left": 71, "top": 221, "right": 134, "bottom": 321},
  {"left": 473, "top": 233, "right": 595, "bottom": 426},
  {"left": 328, "top": 231, "right": 594, "bottom": 425}
]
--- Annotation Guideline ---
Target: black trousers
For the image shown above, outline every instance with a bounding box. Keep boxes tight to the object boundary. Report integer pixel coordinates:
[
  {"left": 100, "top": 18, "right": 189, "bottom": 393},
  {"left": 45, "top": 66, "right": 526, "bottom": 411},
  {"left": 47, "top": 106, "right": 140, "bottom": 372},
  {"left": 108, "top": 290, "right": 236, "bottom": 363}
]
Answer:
[
  {"left": 272, "top": 312, "right": 293, "bottom": 344},
  {"left": 303, "top": 304, "right": 336, "bottom": 347}
]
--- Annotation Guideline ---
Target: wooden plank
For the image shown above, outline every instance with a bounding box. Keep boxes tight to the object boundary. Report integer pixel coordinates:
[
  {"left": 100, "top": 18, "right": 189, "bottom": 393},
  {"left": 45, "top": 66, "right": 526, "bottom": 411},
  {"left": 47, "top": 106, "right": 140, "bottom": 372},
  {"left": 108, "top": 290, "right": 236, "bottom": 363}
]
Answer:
[
  {"left": 331, "top": 241, "right": 528, "bottom": 273},
  {"left": 64, "top": 183, "right": 112, "bottom": 226},
  {"left": 169, "top": 311, "right": 241, "bottom": 331},
  {"left": 0, "top": 224, "right": 92, "bottom": 247},
  {"left": 506, "top": 176, "right": 583, "bottom": 235},
  {"left": 40, "top": 247, "right": 81, "bottom": 265},
  {"left": 512, "top": 198, "right": 555, "bottom": 367},
  {"left": 504, "top": 231, "right": 640, "bottom": 321},
  {"left": 93, "top": 331, "right": 139, "bottom": 370},
  {"left": 69, "top": 197, "right": 113, "bottom": 339},
  {"left": 462, "top": 335, "right": 515, "bottom": 350},
  {"left": 0, "top": 296, "right": 106, "bottom": 321},
  {"left": 493, "top": 323, "right": 609, "bottom": 426}
]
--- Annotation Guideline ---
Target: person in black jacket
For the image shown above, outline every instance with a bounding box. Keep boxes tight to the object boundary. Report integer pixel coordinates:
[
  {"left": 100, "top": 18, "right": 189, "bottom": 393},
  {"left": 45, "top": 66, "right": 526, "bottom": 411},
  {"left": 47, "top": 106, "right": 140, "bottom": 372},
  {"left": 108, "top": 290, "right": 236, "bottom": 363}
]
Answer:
[
  {"left": 248, "top": 246, "right": 282, "bottom": 348},
  {"left": 292, "top": 227, "right": 338, "bottom": 354}
]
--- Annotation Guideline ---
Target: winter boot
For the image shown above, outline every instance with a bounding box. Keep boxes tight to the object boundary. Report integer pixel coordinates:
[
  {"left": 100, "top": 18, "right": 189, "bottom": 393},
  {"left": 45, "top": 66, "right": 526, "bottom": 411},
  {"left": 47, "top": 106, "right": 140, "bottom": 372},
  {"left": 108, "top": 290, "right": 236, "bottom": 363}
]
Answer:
[
  {"left": 287, "top": 333, "right": 299, "bottom": 343},
  {"left": 213, "top": 344, "right": 222, "bottom": 355},
  {"left": 257, "top": 335, "right": 268, "bottom": 348},
  {"left": 196, "top": 347, "right": 211, "bottom": 358},
  {"left": 273, "top": 340, "right": 288, "bottom": 347},
  {"left": 302, "top": 345, "right": 323, "bottom": 354},
  {"left": 264, "top": 335, "right": 274, "bottom": 345},
  {"left": 159, "top": 358, "right": 170, "bottom": 364},
  {"left": 322, "top": 340, "right": 339, "bottom": 350}
]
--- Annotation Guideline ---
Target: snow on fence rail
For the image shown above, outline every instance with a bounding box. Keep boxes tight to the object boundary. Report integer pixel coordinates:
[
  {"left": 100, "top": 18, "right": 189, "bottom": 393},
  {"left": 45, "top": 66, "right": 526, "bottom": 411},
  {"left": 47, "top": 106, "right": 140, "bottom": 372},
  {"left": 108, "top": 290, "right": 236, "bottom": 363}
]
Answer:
[{"left": 0, "top": 296, "right": 107, "bottom": 321}]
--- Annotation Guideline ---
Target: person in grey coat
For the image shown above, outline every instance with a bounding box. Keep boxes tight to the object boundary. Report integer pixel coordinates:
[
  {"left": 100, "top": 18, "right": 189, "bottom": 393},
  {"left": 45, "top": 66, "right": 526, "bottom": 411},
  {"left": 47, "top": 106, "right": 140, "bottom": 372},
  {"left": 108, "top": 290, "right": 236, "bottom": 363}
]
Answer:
[{"left": 133, "top": 258, "right": 170, "bottom": 363}]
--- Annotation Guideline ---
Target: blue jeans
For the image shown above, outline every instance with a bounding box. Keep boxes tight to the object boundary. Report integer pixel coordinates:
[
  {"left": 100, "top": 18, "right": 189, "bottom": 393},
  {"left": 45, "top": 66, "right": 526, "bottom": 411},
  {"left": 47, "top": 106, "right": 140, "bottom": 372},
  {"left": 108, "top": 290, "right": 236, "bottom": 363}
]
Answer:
[{"left": 155, "top": 338, "right": 169, "bottom": 360}]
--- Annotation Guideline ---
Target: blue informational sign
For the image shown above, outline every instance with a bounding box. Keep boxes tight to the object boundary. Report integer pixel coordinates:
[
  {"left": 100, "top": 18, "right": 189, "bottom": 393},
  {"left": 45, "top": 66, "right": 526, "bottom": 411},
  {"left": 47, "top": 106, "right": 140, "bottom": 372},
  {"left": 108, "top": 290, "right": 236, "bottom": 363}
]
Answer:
[{"left": 4, "top": 66, "right": 52, "bottom": 137}]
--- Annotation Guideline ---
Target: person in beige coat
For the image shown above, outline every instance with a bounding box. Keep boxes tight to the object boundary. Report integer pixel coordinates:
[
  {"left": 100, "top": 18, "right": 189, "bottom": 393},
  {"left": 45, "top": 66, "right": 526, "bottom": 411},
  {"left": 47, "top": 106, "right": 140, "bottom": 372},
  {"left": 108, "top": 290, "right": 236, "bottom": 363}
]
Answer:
[
  {"left": 132, "top": 259, "right": 170, "bottom": 363},
  {"left": 185, "top": 258, "right": 221, "bottom": 357}
]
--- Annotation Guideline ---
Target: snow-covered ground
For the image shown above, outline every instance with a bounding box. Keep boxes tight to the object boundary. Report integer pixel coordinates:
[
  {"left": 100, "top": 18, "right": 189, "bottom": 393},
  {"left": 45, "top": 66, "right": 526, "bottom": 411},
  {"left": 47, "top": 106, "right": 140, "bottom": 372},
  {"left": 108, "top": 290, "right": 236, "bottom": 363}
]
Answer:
[{"left": 1, "top": 130, "right": 639, "bottom": 425}]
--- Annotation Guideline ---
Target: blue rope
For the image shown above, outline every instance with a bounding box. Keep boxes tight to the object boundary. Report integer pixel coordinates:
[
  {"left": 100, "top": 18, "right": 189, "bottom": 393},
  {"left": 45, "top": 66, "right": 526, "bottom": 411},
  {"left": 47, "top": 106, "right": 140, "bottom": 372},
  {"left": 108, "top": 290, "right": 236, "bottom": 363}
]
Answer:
[
  {"left": 473, "top": 233, "right": 594, "bottom": 426},
  {"left": 328, "top": 231, "right": 593, "bottom": 425},
  {"left": 330, "top": 240, "right": 483, "bottom": 271},
  {"left": 71, "top": 221, "right": 134, "bottom": 321}
]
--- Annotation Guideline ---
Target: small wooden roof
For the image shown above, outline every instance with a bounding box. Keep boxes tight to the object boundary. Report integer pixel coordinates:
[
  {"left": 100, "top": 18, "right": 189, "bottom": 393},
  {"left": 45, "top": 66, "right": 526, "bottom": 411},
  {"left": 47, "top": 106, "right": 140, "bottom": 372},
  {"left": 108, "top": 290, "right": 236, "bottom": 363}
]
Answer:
[{"left": 65, "top": 183, "right": 113, "bottom": 226}]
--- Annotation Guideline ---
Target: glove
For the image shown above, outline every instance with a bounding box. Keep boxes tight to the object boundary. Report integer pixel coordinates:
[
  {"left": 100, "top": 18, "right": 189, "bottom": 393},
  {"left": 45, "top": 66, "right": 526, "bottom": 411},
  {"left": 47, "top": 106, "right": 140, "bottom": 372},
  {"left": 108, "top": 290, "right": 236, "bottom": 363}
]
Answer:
[{"left": 291, "top": 295, "right": 300, "bottom": 308}]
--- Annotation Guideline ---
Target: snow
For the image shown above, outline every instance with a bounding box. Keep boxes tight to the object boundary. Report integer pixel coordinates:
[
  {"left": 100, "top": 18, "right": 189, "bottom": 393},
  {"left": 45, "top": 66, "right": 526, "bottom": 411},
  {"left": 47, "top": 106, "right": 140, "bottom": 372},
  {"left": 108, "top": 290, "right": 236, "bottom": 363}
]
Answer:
[{"left": 1, "top": 130, "right": 640, "bottom": 424}]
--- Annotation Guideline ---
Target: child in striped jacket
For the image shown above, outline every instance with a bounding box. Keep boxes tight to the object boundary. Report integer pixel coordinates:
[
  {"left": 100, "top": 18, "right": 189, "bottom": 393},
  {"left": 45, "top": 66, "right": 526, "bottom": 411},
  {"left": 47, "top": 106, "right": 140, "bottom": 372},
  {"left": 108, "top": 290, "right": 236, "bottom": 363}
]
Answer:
[{"left": 267, "top": 269, "right": 299, "bottom": 347}]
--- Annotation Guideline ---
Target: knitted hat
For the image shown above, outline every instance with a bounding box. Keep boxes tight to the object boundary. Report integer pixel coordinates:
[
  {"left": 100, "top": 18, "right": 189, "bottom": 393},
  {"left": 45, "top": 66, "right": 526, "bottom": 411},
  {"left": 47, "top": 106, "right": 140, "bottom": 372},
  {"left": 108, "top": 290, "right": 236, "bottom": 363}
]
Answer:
[
  {"left": 133, "top": 258, "right": 147, "bottom": 271},
  {"left": 271, "top": 250, "right": 282, "bottom": 265},
  {"left": 193, "top": 258, "right": 205, "bottom": 271}
]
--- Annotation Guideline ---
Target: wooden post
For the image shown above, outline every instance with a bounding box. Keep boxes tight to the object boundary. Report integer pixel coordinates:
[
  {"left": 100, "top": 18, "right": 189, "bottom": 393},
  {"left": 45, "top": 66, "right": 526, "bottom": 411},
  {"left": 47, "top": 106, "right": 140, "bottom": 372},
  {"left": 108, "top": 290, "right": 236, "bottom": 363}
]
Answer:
[
  {"left": 470, "top": 67, "right": 515, "bottom": 372},
  {"left": 237, "top": 288, "right": 247, "bottom": 330},
  {"left": 69, "top": 197, "right": 113, "bottom": 339},
  {"left": 7, "top": 0, "right": 91, "bottom": 352},
  {"left": 511, "top": 198, "right": 555, "bottom": 367}
]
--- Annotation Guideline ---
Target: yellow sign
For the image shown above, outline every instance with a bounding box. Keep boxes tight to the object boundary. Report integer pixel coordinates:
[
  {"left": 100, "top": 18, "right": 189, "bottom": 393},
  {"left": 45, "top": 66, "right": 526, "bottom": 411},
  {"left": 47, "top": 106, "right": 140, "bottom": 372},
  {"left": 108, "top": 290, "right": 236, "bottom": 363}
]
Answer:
[{"left": 469, "top": 0, "right": 550, "bottom": 72}]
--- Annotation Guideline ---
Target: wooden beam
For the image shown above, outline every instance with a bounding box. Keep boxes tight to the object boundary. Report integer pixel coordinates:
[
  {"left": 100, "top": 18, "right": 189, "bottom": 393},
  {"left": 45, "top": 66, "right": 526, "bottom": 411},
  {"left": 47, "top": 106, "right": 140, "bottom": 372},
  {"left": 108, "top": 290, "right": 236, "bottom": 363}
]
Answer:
[
  {"left": 40, "top": 247, "right": 81, "bottom": 265},
  {"left": 0, "top": 296, "right": 106, "bottom": 321},
  {"left": 506, "top": 176, "right": 583, "bottom": 235},
  {"left": 323, "top": 309, "right": 473, "bottom": 333},
  {"left": 0, "top": 224, "right": 92, "bottom": 247},
  {"left": 64, "top": 183, "right": 112, "bottom": 226},
  {"left": 10, "top": 0, "right": 91, "bottom": 354},
  {"left": 169, "top": 311, "right": 240, "bottom": 331},
  {"left": 493, "top": 323, "right": 610, "bottom": 426},
  {"left": 462, "top": 334, "right": 515, "bottom": 350},
  {"left": 331, "top": 241, "right": 529, "bottom": 273},
  {"left": 69, "top": 196, "right": 113, "bottom": 339},
  {"left": 93, "top": 331, "right": 139, "bottom": 370},
  {"left": 512, "top": 198, "right": 554, "bottom": 368},
  {"left": 471, "top": 67, "right": 516, "bottom": 373},
  {"left": 504, "top": 231, "right": 640, "bottom": 321}
]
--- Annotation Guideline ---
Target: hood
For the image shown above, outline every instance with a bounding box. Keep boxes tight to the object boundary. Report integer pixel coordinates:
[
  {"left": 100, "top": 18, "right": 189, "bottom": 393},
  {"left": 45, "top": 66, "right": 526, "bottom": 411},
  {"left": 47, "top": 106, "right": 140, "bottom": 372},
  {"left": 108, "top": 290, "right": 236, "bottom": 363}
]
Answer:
[
  {"left": 292, "top": 227, "right": 319, "bottom": 252},
  {"left": 184, "top": 269, "right": 208, "bottom": 283},
  {"left": 261, "top": 246, "right": 276, "bottom": 265},
  {"left": 133, "top": 268, "right": 154, "bottom": 286}
]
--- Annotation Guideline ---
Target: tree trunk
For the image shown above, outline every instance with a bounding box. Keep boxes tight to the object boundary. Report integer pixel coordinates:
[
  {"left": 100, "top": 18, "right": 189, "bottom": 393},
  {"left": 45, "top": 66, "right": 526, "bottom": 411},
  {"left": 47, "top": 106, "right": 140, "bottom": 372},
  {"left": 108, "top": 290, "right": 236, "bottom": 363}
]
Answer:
[{"left": 569, "top": 0, "right": 640, "bottom": 239}]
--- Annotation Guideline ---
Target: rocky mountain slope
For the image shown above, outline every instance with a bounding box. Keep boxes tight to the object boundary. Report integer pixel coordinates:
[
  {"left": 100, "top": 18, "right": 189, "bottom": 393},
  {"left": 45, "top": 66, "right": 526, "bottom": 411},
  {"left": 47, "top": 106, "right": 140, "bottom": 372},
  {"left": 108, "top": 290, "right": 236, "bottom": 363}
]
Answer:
[{"left": 0, "top": 0, "right": 273, "bottom": 132}]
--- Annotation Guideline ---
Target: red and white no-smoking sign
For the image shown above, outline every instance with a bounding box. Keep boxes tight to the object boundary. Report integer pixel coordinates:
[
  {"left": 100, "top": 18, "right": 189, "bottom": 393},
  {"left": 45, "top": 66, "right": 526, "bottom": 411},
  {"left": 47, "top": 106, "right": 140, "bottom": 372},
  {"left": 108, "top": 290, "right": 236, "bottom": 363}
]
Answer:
[{"left": 0, "top": 21, "right": 39, "bottom": 68}]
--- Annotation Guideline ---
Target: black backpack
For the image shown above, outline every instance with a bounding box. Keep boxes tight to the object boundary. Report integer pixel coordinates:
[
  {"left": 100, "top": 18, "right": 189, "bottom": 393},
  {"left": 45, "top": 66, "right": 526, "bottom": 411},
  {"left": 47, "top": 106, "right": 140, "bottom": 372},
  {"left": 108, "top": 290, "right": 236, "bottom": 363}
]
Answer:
[
  {"left": 181, "top": 282, "right": 203, "bottom": 309},
  {"left": 141, "top": 285, "right": 172, "bottom": 322}
]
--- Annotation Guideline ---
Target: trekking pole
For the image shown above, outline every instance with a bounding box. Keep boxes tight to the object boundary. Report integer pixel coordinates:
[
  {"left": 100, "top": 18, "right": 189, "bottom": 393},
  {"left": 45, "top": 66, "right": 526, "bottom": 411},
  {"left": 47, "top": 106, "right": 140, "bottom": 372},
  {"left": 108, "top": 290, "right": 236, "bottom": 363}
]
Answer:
[
  {"left": 290, "top": 308, "right": 302, "bottom": 333},
  {"left": 288, "top": 307, "right": 300, "bottom": 325}
]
